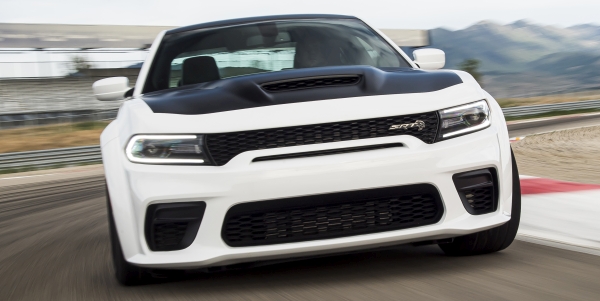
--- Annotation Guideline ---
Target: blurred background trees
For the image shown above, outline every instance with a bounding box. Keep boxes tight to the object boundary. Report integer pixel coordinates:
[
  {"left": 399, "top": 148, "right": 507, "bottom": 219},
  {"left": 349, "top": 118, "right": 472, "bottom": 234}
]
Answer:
[
  {"left": 458, "top": 59, "right": 483, "bottom": 86},
  {"left": 69, "top": 55, "right": 92, "bottom": 75}
]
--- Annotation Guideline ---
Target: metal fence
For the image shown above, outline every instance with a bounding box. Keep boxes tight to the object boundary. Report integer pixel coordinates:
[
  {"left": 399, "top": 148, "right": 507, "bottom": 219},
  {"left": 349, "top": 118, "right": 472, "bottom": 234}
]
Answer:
[
  {"left": 0, "top": 108, "right": 118, "bottom": 129},
  {"left": 0, "top": 76, "right": 125, "bottom": 113},
  {"left": 0, "top": 50, "right": 143, "bottom": 115},
  {"left": 502, "top": 99, "right": 600, "bottom": 117},
  {"left": 0, "top": 145, "right": 101, "bottom": 172},
  {"left": 0, "top": 49, "right": 147, "bottom": 78}
]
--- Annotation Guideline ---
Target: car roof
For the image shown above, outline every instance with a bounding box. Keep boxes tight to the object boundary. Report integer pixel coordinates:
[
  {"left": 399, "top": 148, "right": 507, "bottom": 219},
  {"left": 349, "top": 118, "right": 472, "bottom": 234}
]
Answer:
[{"left": 167, "top": 14, "right": 358, "bottom": 34}]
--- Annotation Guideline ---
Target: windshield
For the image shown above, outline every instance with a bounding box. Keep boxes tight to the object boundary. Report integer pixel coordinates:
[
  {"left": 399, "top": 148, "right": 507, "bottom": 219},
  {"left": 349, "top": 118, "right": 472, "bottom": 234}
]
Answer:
[{"left": 143, "top": 19, "right": 410, "bottom": 93}]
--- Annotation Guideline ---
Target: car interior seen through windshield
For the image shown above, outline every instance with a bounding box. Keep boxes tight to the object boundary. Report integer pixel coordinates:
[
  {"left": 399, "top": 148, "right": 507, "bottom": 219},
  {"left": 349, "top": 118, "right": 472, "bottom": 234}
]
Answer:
[{"left": 143, "top": 19, "right": 410, "bottom": 93}]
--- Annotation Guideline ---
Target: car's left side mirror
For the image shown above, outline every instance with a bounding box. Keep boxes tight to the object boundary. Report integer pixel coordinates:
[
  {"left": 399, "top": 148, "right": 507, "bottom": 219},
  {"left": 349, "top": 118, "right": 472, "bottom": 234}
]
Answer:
[
  {"left": 412, "top": 48, "right": 445, "bottom": 70},
  {"left": 93, "top": 77, "right": 130, "bottom": 101}
]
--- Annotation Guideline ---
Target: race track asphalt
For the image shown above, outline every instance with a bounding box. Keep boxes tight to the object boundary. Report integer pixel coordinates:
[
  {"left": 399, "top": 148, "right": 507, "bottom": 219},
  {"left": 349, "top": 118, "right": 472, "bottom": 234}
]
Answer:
[{"left": 1, "top": 175, "right": 600, "bottom": 300}]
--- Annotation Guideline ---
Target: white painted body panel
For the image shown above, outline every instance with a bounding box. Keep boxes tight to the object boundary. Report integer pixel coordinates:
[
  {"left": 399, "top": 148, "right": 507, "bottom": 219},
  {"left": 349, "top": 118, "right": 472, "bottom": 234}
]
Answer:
[
  {"left": 92, "top": 77, "right": 130, "bottom": 101},
  {"left": 101, "top": 21, "right": 514, "bottom": 269},
  {"left": 101, "top": 84, "right": 513, "bottom": 269},
  {"left": 132, "top": 30, "right": 166, "bottom": 98},
  {"left": 103, "top": 83, "right": 486, "bottom": 146},
  {"left": 413, "top": 48, "right": 446, "bottom": 70}
]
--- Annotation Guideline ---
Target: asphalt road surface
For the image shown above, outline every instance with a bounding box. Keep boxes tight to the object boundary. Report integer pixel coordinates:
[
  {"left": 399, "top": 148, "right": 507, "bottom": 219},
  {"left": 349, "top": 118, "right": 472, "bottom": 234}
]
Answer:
[
  {"left": 507, "top": 112, "right": 600, "bottom": 137},
  {"left": 2, "top": 175, "right": 600, "bottom": 300}
]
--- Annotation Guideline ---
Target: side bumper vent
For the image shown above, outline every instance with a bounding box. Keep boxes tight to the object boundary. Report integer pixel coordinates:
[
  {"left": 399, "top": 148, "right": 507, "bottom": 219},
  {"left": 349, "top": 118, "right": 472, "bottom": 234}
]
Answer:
[
  {"left": 145, "top": 202, "right": 206, "bottom": 251},
  {"left": 453, "top": 168, "right": 498, "bottom": 215}
]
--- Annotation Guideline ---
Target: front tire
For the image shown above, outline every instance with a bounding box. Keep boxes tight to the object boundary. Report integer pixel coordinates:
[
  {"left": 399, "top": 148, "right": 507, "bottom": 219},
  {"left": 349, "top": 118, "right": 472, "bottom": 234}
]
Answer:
[
  {"left": 439, "top": 149, "right": 521, "bottom": 256},
  {"left": 106, "top": 185, "right": 149, "bottom": 285}
]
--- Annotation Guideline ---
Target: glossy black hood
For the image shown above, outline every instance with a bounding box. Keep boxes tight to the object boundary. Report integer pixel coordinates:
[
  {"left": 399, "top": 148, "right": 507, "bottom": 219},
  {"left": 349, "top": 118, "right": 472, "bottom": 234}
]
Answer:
[{"left": 141, "top": 66, "right": 463, "bottom": 115}]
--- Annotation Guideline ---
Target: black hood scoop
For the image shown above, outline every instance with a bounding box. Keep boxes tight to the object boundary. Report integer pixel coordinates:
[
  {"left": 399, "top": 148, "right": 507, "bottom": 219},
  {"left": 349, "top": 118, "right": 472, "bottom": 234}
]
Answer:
[
  {"left": 141, "top": 66, "right": 462, "bottom": 115},
  {"left": 261, "top": 75, "right": 362, "bottom": 92}
]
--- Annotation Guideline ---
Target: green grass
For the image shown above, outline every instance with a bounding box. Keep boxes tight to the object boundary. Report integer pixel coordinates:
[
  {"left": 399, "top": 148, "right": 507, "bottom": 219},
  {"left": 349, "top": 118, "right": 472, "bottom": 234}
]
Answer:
[{"left": 0, "top": 121, "right": 109, "bottom": 154}]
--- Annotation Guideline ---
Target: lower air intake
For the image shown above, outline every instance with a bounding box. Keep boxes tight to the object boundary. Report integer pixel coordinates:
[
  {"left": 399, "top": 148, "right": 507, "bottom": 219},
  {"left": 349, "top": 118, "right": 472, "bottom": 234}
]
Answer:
[
  {"left": 152, "top": 222, "right": 188, "bottom": 250},
  {"left": 222, "top": 184, "right": 443, "bottom": 247},
  {"left": 145, "top": 202, "right": 206, "bottom": 251},
  {"left": 461, "top": 186, "right": 495, "bottom": 213},
  {"left": 453, "top": 168, "right": 498, "bottom": 215}
]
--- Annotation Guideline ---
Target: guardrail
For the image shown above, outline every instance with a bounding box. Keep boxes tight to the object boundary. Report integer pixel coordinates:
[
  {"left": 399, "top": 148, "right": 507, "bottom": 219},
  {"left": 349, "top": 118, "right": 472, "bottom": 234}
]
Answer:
[
  {"left": 1, "top": 100, "right": 600, "bottom": 172},
  {"left": 0, "top": 109, "right": 119, "bottom": 129},
  {"left": 501, "top": 99, "right": 600, "bottom": 117},
  {"left": 0, "top": 145, "right": 101, "bottom": 172}
]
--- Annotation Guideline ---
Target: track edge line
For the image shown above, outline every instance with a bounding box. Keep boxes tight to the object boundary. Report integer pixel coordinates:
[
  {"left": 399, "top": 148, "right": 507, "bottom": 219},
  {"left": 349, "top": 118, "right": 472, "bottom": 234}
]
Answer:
[{"left": 516, "top": 233, "right": 600, "bottom": 257}]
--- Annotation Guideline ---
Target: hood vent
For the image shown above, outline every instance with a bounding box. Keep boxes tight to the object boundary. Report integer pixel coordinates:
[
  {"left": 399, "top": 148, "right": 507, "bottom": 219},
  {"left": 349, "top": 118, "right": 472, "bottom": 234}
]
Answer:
[{"left": 261, "top": 75, "right": 361, "bottom": 92}]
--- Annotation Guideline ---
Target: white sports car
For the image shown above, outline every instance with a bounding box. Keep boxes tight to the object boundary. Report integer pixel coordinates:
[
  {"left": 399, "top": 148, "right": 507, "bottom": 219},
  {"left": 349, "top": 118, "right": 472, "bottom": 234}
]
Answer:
[{"left": 94, "top": 14, "right": 520, "bottom": 285}]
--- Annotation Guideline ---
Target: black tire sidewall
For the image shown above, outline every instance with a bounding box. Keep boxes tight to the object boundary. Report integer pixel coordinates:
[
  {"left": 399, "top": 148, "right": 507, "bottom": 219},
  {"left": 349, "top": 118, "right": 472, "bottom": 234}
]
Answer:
[
  {"left": 439, "top": 148, "right": 521, "bottom": 255},
  {"left": 106, "top": 185, "right": 145, "bottom": 285}
]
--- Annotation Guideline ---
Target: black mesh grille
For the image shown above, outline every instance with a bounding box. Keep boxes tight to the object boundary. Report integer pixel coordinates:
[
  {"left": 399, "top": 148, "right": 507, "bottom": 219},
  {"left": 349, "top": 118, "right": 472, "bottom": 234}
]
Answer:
[
  {"left": 452, "top": 168, "right": 498, "bottom": 215},
  {"left": 153, "top": 222, "right": 188, "bottom": 250},
  {"left": 145, "top": 202, "right": 206, "bottom": 251},
  {"left": 222, "top": 184, "right": 443, "bottom": 247},
  {"left": 261, "top": 75, "right": 361, "bottom": 92},
  {"left": 462, "top": 187, "right": 495, "bottom": 213},
  {"left": 206, "top": 112, "right": 439, "bottom": 165}
]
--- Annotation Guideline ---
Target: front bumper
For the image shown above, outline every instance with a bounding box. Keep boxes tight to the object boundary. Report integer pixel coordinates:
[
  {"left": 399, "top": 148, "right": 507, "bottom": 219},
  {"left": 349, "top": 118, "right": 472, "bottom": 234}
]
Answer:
[{"left": 103, "top": 125, "right": 513, "bottom": 269}]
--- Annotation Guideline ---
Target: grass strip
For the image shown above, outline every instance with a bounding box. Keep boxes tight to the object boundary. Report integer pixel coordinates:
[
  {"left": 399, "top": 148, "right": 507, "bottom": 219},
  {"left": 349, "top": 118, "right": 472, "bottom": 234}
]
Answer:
[{"left": 0, "top": 121, "right": 108, "bottom": 154}]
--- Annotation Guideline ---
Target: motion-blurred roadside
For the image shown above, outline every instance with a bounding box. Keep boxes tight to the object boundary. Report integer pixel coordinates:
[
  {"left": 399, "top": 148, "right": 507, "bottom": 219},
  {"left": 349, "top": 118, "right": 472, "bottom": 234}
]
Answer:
[{"left": 1, "top": 20, "right": 600, "bottom": 171}]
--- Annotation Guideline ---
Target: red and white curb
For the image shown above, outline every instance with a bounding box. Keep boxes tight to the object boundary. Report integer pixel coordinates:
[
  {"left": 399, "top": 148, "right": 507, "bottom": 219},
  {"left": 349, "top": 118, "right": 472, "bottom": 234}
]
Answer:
[
  {"left": 517, "top": 175, "right": 600, "bottom": 256},
  {"left": 509, "top": 136, "right": 526, "bottom": 143}
]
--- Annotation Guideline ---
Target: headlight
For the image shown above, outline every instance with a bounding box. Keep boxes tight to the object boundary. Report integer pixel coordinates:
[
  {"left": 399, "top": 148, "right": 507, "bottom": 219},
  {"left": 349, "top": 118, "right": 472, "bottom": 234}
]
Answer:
[
  {"left": 438, "top": 100, "right": 491, "bottom": 140},
  {"left": 126, "top": 135, "right": 208, "bottom": 164}
]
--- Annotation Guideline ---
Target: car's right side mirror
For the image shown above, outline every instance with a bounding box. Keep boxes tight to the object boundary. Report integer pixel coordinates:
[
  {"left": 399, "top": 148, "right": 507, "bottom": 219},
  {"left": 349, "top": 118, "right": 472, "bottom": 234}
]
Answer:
[
  {"left": 93, "top": 77, "right": 130, "bottom": 101},
  {"left": 412, "top": 48, "right": 445, "bottom": 70}
]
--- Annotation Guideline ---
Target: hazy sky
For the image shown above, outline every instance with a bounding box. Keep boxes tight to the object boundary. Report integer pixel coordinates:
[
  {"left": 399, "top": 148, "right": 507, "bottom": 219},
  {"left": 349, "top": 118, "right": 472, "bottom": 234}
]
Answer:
[{"left": 1, "top": 0, "right": 599, "bottom": 30}]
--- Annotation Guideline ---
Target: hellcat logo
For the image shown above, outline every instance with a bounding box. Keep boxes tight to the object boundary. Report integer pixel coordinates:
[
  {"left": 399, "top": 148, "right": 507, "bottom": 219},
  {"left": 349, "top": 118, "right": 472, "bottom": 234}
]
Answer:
[{"left": 389, "top": 120, "right": 425, "bottom": 131}]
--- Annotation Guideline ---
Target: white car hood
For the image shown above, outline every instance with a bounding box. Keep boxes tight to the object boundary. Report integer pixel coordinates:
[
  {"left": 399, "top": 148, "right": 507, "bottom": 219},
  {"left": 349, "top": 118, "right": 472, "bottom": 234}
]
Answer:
[{"left": 105, "top": 72, "right": 486, "bottom": 148}]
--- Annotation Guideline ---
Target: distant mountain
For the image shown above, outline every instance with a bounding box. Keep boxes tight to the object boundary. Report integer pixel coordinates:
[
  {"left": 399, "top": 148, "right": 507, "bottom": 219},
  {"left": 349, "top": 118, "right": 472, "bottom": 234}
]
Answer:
[
  {"left": 429, "top": 20, "right": 600, "bottom": 72},
  {"left": 425, "top": 20, "right": 600, "bottom": 97},
  {"left": 568, "top": 24, "right": 600, "bottom": 43},
  {"left": 527, "top": 52, "right": 600, "bottom": 77}
]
